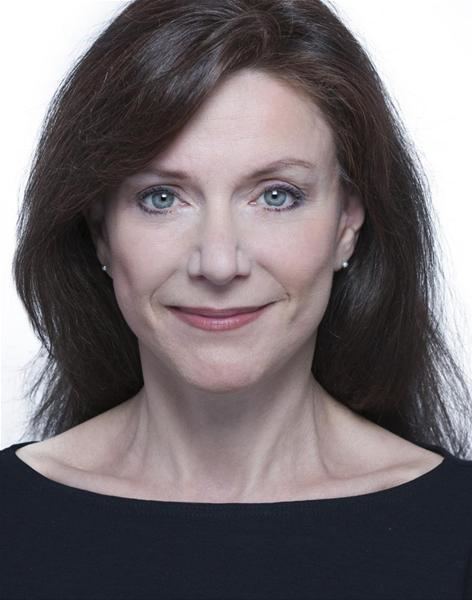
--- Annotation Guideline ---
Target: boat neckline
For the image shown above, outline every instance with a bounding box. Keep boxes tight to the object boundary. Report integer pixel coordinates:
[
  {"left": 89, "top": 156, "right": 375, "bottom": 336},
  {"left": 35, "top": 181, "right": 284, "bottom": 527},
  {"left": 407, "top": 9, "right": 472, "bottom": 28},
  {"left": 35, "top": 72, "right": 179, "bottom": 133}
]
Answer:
[{"left": 4, "top": 439, "right": 455, "bottom": 515}]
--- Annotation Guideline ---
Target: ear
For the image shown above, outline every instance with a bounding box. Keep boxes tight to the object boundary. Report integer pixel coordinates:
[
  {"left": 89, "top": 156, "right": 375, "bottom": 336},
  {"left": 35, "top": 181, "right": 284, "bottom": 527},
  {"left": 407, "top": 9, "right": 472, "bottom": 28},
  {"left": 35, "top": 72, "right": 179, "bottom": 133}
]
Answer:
[
  {"left": 334, "top": 189, "right": 365, "bottom": 271},
  {"left": 84, "top": 200, "right": 110, "bottom": 270}
]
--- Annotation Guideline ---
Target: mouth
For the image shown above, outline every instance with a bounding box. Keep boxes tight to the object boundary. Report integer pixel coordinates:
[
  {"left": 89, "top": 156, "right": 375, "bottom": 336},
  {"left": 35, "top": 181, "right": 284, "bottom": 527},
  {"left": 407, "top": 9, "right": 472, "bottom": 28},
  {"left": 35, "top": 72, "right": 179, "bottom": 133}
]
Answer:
[
  {"left": 167, "top": 303, "right": 273, "bottom": 331},
  {"left": 169, "top": 304, "right": 272, "bottom": 317}
]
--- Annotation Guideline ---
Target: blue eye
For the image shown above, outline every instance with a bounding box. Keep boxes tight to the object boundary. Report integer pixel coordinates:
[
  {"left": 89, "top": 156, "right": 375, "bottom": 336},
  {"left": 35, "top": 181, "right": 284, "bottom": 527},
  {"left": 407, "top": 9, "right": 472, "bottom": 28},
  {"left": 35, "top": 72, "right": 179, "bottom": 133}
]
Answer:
[
  {"left": 261, "top": 185, "right": 305, "bottom": 212},
  {"left": 136, "top": 184, "right": 306, "bottom": 216},
  {"left": 137, "top": 188, "right": 177, "bottom": 213}
]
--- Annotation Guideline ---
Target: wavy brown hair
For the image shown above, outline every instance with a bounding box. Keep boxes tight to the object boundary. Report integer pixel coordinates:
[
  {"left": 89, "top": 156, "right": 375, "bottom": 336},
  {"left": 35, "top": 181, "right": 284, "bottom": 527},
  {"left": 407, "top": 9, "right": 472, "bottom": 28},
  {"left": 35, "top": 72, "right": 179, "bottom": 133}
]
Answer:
[{"left": 13, "top": 0, "right": 472, "bottom": 458}]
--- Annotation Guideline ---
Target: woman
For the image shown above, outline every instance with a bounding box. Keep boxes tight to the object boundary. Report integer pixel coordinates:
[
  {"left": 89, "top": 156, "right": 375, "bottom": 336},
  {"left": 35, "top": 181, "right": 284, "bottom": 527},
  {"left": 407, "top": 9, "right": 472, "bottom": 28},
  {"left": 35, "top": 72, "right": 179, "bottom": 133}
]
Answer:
[{"left": 2, "top": 0, "right": 471, "bottom": 598}]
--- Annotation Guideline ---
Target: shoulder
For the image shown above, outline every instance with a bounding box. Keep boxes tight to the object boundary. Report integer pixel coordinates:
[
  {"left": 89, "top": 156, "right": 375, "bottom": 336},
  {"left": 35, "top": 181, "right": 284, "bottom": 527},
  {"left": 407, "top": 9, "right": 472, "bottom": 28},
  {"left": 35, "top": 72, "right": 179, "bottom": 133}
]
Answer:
[
  {"left": 14, "top": 400, "right": 131, "bottom": 474},
  {"left": 9, "top": 402, "right": 138, "bottom": 498}
]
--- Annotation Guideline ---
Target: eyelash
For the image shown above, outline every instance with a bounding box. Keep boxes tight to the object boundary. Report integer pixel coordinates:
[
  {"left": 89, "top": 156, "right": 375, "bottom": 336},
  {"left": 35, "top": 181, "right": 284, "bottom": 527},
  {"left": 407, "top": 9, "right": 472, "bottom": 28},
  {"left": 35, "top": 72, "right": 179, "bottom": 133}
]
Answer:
[{"left": 136, "top": 183, "right": 307, "bottom": 216}]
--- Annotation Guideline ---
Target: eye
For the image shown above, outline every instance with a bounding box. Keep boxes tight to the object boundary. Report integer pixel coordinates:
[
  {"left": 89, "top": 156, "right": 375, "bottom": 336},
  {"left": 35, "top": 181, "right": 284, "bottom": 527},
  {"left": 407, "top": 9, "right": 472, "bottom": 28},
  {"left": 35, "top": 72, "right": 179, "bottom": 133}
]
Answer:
[
  {"left": 137, "top": 187, "right": 177, "bottom": 214},
  {"left": 136, "top": 183, "right": 307, "bottom": 216},
  {"left": 258, "top": 184, "right": 306, "bottom": 213}
]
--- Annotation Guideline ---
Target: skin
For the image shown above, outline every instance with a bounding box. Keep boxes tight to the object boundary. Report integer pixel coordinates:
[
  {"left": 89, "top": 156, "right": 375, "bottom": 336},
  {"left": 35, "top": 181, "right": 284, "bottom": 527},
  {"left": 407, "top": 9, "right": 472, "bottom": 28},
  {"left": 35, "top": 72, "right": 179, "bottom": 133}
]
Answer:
[{"left": 87, "top": 68, "right": 368, "bottom": 502}]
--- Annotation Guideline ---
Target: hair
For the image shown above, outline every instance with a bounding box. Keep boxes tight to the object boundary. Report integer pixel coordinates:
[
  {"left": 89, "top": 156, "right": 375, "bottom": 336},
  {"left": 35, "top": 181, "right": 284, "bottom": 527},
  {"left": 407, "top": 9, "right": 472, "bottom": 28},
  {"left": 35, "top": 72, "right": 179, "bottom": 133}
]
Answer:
[{"left": 13, "top": 0, "right": 472, "bottom": 459}]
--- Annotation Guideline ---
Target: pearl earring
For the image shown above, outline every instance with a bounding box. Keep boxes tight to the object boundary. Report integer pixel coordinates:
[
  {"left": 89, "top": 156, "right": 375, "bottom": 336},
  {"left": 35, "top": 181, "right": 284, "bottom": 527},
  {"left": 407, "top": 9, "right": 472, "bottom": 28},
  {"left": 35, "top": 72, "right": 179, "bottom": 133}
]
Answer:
[
  {"left": 341, "top": 260, "right": 349, "bottom": 269},
  {"left": 101, "top": 265, "right": 107, "bottom": 272}
]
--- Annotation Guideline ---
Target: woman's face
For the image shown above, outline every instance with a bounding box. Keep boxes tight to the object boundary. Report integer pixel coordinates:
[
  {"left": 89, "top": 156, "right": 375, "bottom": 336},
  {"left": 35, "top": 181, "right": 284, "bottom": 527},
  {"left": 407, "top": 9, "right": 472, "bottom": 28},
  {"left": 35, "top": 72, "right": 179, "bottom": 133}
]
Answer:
[{"left": 92, "top": 69, "right": 364, "bottom": 391}]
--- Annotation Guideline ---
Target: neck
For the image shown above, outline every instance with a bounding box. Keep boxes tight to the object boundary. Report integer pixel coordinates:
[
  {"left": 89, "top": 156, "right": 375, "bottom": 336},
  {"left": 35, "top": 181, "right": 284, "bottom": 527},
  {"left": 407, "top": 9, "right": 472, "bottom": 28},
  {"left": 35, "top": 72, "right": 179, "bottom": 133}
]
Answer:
[{"left": 112, "top": 374, "right": 347, "bottom": 503}]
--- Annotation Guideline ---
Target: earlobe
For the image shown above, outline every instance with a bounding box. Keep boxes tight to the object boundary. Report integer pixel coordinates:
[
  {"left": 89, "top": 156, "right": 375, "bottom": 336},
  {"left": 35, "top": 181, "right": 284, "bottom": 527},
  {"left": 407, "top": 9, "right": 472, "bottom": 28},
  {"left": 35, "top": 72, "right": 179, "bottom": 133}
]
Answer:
[
  {"left": 344, "top": 190, "right": 365, "bottom": 233},
  {"left": 335, "top": 192, "right": 365, "bottom": 270},
  {"left": 84, "top": 202, "right": 109, "bottom": 267},
  {"left": 334, "top": 226, "right": 356, "bottom": 272}
]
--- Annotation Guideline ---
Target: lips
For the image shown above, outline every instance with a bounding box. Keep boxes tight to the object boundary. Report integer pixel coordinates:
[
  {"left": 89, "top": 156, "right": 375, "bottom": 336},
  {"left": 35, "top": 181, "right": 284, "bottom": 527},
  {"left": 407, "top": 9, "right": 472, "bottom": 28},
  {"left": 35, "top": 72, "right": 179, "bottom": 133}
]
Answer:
[
  {"left": 169, "top": 303, "right": 271, "bottom": 331},
  {"left": 172, "top": 305, "right": 269, "bottom": 317}
]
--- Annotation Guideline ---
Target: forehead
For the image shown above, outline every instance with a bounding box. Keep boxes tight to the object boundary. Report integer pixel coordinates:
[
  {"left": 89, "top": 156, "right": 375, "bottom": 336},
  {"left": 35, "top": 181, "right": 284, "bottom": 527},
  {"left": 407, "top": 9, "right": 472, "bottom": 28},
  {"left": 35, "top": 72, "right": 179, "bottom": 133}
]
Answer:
[{"left": 148, "top": 69, "right": 337, "bottom": 177}]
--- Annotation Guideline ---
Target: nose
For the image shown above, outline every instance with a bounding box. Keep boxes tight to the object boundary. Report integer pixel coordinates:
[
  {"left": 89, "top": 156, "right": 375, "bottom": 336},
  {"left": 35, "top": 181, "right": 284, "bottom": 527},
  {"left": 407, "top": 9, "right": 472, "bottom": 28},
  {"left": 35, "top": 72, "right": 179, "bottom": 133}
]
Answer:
[{"left": 187, "top": 203, "right": 251, "bottom": 285}]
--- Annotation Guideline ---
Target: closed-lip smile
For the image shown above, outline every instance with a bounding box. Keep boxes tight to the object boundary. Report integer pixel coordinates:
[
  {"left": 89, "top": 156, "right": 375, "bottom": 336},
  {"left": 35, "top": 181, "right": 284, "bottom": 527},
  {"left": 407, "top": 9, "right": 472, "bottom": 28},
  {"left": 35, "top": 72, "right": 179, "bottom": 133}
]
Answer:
[
  {"left": 167, "top": 303, "right": 273, "bottom": 331},
  {"left": 170, "top": 305, "right": 271, "bottom": 317}
]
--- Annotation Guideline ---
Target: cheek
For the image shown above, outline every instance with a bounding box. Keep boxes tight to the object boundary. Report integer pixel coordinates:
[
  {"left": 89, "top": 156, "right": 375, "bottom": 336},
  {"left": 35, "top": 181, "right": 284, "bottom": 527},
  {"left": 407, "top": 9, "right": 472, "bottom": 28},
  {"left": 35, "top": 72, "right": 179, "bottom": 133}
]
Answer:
[
  {"left": 107, "top": 221, "right": 176, "bottom": 332},
  {"left": 269, "top": 214, "right": 337, "bottom": 290},
  {"left": 269, "top": 215, "right": 337, "bottom": 331},
  {"left": 108, "top": 205, "right": 186, "bottom": 285}
]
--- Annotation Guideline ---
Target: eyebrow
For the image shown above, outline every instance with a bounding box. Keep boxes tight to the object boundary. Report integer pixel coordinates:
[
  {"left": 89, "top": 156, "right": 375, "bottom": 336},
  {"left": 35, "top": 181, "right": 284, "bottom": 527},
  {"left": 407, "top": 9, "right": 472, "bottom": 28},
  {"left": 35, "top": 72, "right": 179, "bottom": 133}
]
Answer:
[{"left": 131, "top": 158, "right": 316, "bottom": 180}]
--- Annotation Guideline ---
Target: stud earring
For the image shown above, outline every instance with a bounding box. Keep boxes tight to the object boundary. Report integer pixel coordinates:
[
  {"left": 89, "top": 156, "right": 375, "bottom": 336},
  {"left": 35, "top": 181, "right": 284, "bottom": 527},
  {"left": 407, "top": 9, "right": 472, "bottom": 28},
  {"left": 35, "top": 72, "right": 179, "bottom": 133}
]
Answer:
[
  {"left": 101, "top": 265, "right": 108, "bottom": 272},
  {"left": 341, "top": 260, "right": 349, "bottom": 269}
]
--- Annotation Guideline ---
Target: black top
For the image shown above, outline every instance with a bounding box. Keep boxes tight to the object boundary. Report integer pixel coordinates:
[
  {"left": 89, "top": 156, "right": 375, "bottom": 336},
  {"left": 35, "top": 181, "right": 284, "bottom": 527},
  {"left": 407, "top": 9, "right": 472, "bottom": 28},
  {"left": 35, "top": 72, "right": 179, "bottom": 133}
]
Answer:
[{"left": 1, "top": 439, "right": 471, "bottom": 600}]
